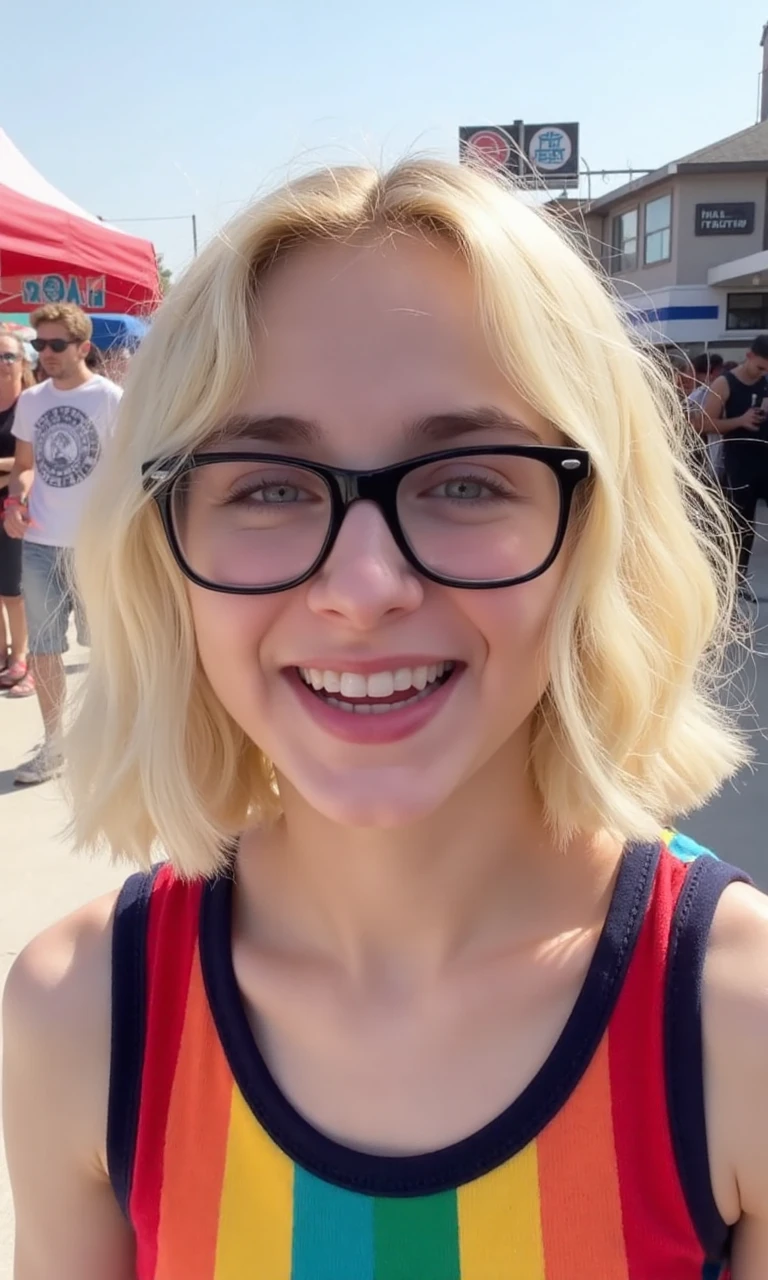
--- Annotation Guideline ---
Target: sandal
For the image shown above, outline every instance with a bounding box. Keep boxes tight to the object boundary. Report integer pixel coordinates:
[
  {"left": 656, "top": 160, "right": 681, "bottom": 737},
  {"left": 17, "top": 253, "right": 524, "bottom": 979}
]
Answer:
[
  {"left": 0, "top": 660, "right": 28, "bottom": 689},
  {"left": 7, "top": 670, "right": 35, "bottom": 697}
]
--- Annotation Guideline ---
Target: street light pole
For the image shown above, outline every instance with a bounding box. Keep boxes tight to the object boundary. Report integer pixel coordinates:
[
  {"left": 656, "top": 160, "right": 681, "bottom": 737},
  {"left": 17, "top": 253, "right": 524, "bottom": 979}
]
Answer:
[{"left": 102, "top": 213, "right": 199, "bottom": 260}]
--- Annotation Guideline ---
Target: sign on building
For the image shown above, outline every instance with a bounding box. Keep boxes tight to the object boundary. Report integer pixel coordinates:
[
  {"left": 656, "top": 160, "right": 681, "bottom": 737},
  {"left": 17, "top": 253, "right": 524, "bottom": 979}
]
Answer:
[
  {"left": 459, "top": 122, "right": 579, "bottom": 188},
  {"left": 694, "top": 203, "right": 755, "bottom": 235}
]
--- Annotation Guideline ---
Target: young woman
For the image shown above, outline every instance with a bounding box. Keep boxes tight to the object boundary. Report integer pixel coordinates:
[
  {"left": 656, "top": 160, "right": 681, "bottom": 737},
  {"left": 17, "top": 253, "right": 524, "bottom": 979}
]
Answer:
[
  {"left": 4, "top": 160, "right": 768, "bottom": 1279},
  {"left": 0, "top": 328, "right": 34, "bottom": 695}
]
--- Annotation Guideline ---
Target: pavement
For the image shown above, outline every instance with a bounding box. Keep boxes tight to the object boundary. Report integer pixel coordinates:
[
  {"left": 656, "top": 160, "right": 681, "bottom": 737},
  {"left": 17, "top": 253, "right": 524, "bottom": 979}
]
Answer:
[{"left": 0, "top": 522, "right": 765, "bottom": 1276}]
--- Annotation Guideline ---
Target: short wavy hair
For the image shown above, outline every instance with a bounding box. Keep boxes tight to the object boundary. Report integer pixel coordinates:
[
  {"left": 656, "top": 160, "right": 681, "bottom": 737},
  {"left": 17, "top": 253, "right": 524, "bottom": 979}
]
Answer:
[
  {"left": 31, "top": 302, "right": 92, "bottom": 344},
  {"left": 65, "top": 158, "right": 749, "bottom": 877}
]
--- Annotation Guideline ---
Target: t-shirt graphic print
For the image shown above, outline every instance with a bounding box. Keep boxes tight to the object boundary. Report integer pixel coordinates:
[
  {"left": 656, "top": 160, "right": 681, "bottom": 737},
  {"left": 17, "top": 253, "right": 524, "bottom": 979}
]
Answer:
[
  {"left": 12, "top": 374, "right": 123, "bottom": 548},
  {"left": 34, "top": 403, "right": 101, "bottom": 489}
]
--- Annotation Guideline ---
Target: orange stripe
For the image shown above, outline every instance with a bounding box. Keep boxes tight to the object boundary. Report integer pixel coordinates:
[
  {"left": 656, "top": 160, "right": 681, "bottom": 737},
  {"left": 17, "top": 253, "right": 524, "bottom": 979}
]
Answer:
[
  {"left": 155, "top": 947, "right": 234, "bottom": 1280},
  {"left": 536, "top": 1035, "right": 629, "bottom": 1280}
]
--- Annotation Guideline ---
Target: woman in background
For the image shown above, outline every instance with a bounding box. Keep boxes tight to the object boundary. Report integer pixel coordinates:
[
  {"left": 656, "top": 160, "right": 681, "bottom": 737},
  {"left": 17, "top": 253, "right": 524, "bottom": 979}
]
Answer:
[{"left": 0, "top": 328, "right": 34, "bottom": 695}]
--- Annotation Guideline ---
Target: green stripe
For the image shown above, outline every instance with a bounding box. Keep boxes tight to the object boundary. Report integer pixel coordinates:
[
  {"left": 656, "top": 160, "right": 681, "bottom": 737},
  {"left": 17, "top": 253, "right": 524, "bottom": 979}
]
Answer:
[{"left": 373, "top": 1190, "right": 460, "bottom": 1280}]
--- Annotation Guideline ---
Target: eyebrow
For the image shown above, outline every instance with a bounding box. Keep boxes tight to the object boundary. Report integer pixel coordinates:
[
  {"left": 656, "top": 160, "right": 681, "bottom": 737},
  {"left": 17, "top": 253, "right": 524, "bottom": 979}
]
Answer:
[
  {"left": 213, "top": 414, "right": 321, "bottom": 446},
  {"left": 214, "top": 406, "right": 543, "bottom": 448},
  {"left": 403, "top": 407, "right": 543, "bottom": 446}
]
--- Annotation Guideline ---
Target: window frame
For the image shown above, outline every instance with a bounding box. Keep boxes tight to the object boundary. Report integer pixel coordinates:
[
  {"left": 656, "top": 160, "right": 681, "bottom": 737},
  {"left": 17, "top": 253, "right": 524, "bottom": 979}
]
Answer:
[
  {"left": 610, "top": 207, "right": 639, "bottom": 274},
  {"left": 643, "top": 193, "right": 673, "bottom": 266},
  {"left": 726, "top": 292, "right": 768, "bottom": 331}
]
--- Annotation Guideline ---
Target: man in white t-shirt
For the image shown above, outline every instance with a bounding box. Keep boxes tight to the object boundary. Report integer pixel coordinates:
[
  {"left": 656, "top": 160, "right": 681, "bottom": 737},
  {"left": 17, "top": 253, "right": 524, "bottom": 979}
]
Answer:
[{"left": 2, "top": 303, "right": 122, "bottom": 784}]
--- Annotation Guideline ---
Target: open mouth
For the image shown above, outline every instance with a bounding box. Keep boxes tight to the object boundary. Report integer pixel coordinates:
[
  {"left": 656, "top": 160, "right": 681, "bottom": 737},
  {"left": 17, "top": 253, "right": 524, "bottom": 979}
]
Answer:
[{"left": 295, "top": 661, "right": 460, "bottom": 715}]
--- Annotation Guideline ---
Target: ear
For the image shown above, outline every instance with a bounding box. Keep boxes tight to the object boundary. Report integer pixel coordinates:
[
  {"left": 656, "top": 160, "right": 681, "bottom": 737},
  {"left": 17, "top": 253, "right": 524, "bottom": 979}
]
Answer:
[{"left": 81, "top": 340, "right": 92, "bottom": 358}]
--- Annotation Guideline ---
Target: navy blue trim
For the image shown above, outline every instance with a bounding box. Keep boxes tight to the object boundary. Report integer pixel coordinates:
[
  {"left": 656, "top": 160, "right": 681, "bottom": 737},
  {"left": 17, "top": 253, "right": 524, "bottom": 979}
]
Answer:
[
  {"left": 665, "top": 855, "right": 752, "bottom": 1262},
  {"left": 106, "top": 866, "right": 162, "bottom": 1216},
  {"left": 632, "top": 305, "right": 720, "bottom": 323},
  {"left": 199, "top": 840, "right": 659, "bottom": 1196}
]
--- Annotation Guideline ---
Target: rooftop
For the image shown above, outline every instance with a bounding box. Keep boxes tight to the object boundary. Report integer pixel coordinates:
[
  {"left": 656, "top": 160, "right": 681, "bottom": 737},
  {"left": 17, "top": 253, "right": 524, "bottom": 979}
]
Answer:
[{"left": 588, "top": 119, "right": 768, "bottom": 214}]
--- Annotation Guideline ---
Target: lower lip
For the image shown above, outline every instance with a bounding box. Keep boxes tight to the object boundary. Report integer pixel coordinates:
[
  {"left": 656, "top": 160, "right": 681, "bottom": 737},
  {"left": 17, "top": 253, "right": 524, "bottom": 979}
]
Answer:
[{"left": 284, "top": 666, "right": 463, "bottom": 744}]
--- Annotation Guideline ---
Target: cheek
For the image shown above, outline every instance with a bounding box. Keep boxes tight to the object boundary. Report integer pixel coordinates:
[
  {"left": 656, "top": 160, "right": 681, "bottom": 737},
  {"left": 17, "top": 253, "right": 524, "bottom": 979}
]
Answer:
[
  {"left": 468, "top": 577, "right": 559, "bottom": 706},
  {"left": 188, "top": 588, "right": 280, "bottom": 706}
]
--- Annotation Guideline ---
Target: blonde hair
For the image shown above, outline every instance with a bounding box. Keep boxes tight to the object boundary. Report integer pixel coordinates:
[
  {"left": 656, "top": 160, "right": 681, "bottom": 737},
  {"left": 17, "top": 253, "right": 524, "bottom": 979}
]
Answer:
[
  {"left": 66, "top": 158, "right": 749, "bottom": 877},
  {"left": 0, "top": 326, "right": 34, "bottom": 388},
  {"left": 31, "top": 302, "right": 92, "bottom": 343}
]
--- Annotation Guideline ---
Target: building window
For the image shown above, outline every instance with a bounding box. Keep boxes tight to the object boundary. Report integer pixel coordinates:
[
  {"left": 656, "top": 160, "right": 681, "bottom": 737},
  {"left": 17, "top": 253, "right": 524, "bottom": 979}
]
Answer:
[
  {"left": 644, "top": 194, "right": 672, "bottom": 264},
  {"left": 726, "top": 292, "right": 768, "bottom": 330},
  {"left": 611, "top": 209, "right": 638, "bottom": 273}
]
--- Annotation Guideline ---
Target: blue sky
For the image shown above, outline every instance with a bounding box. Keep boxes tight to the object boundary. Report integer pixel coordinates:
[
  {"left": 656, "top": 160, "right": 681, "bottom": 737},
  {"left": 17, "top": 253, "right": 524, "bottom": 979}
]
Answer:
[{"left": 3, "top": 0, "right": 768, "bottom": 278}]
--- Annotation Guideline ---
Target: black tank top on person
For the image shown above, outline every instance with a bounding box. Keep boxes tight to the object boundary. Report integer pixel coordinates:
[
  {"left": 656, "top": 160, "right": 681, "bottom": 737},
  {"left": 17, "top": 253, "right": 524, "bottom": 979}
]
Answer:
[
  {"left": 721, "top": 369, "right": 768, "bottom": 476},
  {"left": 0, "top": 402, "right": 17, "bottom": 497}
]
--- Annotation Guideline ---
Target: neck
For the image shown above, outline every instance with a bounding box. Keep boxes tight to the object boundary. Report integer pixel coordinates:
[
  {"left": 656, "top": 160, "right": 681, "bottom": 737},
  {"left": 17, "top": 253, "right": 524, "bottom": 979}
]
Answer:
[
  {"left": 0, "top": 389, "right": 19, "bottom": 411},
  {"left": 736, "top": 361, "right": 762, "bottom": 384},
  {"left": 52, "top": 365, "right": 93, "bottom": 392},
  {"left": 236, "top": 739, "right": 620, "bottom": 984}
]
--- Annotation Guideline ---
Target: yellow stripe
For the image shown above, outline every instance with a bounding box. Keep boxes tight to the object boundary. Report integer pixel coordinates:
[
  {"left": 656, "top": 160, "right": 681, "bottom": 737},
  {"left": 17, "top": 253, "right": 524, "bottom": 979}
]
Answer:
[
  {"left": 214, "top": 1086, "right": 295, "bottom": 1279},
  {"left": 457, "top": 1141, "right": 546, "bottom": 1279}
]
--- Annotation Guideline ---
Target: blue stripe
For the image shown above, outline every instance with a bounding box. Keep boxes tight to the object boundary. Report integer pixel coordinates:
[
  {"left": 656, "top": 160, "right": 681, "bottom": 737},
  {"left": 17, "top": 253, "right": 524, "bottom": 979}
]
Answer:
[
  {"left": 665, "top": 830, "right": 719, "bottom": 864},
  {"left": 291, "top": 1166, "right": 374, "bottom": 1280},
  {"left": 631, "top": 305, "right": 720, "bottom": 323}
]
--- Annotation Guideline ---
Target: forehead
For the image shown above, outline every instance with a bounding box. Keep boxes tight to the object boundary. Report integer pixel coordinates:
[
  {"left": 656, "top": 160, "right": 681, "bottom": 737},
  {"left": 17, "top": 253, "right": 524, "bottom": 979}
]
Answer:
[
  {"left": 233, "top": 236, "right": 550, "bottom": 456},
  {"left": 36, "top": 321, "right": 74, "bottom": 340},
  {"left": 0, "top": 334, "right": 19, "bottom": 351}
]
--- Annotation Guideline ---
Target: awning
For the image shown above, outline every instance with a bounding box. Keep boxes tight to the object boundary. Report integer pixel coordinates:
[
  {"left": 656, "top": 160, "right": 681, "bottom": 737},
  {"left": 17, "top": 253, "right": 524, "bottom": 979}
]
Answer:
[
  {"left": 707, "top": 250, "right": 768, "bottom": 290},
  {"left": 0, "top": 130, "right": 160, "bottom": 314}
]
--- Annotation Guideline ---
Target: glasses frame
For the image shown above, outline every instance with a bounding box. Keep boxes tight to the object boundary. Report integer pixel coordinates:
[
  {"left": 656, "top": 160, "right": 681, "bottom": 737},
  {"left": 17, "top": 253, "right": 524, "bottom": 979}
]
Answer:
[
  {"left": 30, "top": 338, "right": 79, "bottom": 353},
  {"left": 143, "top": 444, "right": 591, "bottom": 595}
]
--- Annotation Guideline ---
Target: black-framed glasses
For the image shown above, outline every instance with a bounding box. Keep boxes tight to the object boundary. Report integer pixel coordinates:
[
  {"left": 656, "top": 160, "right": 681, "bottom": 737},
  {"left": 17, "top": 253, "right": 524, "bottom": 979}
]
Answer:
[
  {"left": 31, "top": 338, "right": 78, "bottom": 353},
  {"left": 143, "top": 445, "right": 591, "bottom": 594}
]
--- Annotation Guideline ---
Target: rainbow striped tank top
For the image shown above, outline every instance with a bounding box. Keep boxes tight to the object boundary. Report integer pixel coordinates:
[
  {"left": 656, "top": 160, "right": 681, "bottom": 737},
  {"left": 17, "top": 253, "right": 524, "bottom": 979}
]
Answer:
[{"left": 108, "top": 833, "right": 746, "bottom": 1279}]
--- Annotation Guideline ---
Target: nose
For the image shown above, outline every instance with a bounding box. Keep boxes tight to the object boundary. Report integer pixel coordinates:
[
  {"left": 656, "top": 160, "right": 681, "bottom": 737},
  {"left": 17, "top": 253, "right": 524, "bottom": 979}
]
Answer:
[{"left": 305, "top": 501, "right": 424, "bottom": 629}]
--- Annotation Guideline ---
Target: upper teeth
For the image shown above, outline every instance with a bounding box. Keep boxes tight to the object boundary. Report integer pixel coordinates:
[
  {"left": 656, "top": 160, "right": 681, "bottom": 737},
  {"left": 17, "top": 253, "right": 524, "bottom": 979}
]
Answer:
[{"left": 298, "top": 662, "right": 453, "bottom": 698}]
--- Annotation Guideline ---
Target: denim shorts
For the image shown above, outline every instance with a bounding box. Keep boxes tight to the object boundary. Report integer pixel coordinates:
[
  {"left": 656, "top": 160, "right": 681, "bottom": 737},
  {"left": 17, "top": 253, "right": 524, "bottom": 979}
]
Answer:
[{"left": 22, "top": 541, "right": 89, "bottom": 656}]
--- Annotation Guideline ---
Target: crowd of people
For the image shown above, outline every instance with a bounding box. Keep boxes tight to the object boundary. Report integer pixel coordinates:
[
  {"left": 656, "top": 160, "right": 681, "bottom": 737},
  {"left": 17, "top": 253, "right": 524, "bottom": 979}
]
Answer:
[
  {"left": 668, "top": 337, "right": 768, "bottom": 600},
  {"left": 0, "top": 304, "right": 122, "bottom": 783}
]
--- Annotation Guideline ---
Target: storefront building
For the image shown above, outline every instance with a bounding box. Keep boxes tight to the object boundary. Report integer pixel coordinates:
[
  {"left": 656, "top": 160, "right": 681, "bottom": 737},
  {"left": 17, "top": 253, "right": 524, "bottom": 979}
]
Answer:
[{"left": 580, "top": 119, "right": 768, "bottom": 356}]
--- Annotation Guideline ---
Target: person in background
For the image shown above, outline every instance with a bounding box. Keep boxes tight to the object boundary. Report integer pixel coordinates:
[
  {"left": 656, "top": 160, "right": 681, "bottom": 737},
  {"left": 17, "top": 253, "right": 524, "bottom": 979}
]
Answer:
[
  {"left": 702, "top": 335, "right": 768, "bottom": 595},
  {"left": 103, "top": 346, "right": 132, "bottom": 385},
  {"left": 3, "top": 303, "right": 123, "bottom": 784},
  {"left": 0, "top": 328, "right": 34, "bottom": 696},
  {"left": 85, "top": 345, "right": 106, "bottom": 375},
  {"left": 665, "top": 351, "right": 710, "bottom": 477},
  {"left": 689, "top": 352, "right": 725, "bottom": 478}
]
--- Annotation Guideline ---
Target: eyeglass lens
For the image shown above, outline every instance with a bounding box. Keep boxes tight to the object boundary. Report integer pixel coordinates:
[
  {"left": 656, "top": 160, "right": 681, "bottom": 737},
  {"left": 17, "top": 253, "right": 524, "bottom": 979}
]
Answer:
[{"left": 170, "top": 454, "right": 562, "bottom": 589}]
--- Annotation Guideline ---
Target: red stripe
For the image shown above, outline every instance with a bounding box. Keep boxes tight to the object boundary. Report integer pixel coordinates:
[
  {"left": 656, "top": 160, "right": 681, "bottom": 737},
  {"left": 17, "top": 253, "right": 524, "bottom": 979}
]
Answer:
[
  {"left": 129, "top": 866, "right": 204, "bottom": 1280},
  {"left": 608, "top": 849, "right": 703, "bottom": 1279}
]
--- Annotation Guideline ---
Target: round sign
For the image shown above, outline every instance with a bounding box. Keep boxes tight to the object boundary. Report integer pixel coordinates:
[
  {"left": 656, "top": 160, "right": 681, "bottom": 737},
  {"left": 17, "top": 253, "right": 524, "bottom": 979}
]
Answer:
[
  {"left": 527, "top": 127, "right": 572, "bottom": 172},
  {"left": 466, "top": 129, "right": 511, "bottom": 169}
]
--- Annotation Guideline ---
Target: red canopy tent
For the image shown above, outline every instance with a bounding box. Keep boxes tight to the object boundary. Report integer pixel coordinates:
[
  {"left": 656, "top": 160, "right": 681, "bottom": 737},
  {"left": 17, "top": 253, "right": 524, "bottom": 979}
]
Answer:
[{"left": 0, "top": 130, "right": 160, "bottom": 315}]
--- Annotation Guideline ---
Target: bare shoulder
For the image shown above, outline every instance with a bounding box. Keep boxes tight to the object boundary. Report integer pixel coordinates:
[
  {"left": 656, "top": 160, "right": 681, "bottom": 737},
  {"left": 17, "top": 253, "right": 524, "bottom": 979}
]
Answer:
[
  {"left": 3, "top": 888, "right": 138, "bottom": 1278},
  {"left": 703, "top": 880, "right": 768, "bottom": 1263},
  {"left": 3, "top": 888, "right": 120, "bottom": 1149},
  {"left": 4, "top": 886, "right": 118, "bottom": 1031}
]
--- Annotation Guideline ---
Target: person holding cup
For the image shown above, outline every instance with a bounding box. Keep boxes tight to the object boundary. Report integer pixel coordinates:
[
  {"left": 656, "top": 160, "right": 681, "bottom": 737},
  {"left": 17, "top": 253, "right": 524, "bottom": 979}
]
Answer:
[{"left": 702, "top": 334, "right": 768, "bottom": 594}]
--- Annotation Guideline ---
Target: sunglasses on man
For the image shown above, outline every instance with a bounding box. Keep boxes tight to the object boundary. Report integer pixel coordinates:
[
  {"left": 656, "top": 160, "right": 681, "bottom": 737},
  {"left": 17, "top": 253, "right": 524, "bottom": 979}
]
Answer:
[{"left": 31, "top": 338, "right": 79, "bottom": 354}]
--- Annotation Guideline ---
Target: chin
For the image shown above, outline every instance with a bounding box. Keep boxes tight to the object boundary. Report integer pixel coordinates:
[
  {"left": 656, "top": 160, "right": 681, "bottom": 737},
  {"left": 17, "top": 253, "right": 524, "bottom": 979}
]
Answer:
[{"left": 278, "top": 761, "right": 460, "bottom": 830}]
